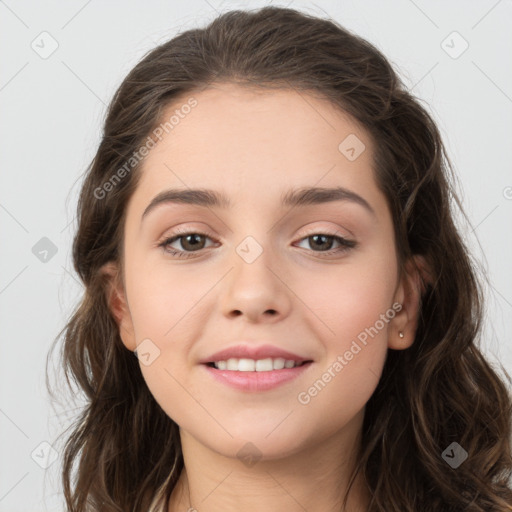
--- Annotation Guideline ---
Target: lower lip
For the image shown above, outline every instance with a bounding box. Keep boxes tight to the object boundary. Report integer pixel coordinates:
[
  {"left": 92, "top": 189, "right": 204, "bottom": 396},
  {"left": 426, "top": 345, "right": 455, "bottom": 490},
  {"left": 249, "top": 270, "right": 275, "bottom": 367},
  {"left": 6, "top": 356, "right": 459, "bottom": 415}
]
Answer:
[{"left": 202, "top": 362, "right": 313, "bottom": 392}]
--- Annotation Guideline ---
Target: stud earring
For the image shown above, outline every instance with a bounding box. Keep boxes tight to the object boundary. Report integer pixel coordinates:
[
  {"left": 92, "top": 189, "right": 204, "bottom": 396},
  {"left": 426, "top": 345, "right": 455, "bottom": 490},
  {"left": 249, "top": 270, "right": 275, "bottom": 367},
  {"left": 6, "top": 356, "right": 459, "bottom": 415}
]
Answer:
[{"left": 399, "top": 331, "right": 404, "bottom": 339}]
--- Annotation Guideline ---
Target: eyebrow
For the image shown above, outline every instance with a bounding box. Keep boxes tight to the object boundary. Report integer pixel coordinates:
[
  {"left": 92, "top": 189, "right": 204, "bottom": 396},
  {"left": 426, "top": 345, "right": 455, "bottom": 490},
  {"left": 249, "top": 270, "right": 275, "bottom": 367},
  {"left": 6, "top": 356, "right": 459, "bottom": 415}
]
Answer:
[{"left": 141, "top": 186, "right": 376, "bottom": 220}]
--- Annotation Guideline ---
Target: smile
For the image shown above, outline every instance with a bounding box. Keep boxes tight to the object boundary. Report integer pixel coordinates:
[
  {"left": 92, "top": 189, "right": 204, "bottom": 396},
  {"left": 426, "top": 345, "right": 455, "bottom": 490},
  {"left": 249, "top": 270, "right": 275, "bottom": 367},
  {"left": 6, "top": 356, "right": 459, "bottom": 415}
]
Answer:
[
  {"left": 202, "top": 359, "right": 314, "bottom": 392},
  {"left": 207, "top": 357, "right": 310, "bottom": 371}
]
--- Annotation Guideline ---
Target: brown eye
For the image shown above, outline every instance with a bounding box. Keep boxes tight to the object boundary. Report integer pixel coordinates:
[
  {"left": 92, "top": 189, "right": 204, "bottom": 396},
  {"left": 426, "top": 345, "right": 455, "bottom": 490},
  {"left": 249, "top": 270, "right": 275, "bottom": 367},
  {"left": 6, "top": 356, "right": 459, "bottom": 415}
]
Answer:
[
  {"left": 295, "top": 232, "right": 357, "bottom": 256},
  {"left": 158, "top": 230, "right": 217, "bottom": 258},
  {"left": 307, "top": 234, "right": 336, "bottom": 251},
  {"left": 175, "top": 233, "right": 207, "bottom": 251}
]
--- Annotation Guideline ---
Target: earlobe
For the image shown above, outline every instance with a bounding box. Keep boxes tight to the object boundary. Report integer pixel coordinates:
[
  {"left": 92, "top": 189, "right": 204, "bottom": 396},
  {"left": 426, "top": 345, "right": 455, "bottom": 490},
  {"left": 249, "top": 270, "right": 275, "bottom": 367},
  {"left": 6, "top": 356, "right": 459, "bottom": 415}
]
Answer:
[
  {"left": 99, "top": 261, "right": 137, "bottom": 351},
  {"left": 389, "top": 254, "right": 431, "bottom": 350}
]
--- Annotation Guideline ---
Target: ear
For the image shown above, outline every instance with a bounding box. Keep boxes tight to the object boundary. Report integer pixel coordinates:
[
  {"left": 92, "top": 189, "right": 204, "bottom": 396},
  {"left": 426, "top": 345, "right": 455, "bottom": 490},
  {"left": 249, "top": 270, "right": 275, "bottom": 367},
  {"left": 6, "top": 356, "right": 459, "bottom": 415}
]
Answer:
[
  {"left": 100, "top": 261, "right": 137, "bottom": 352},
  {"left": 388, "top": 254, "right": 431, "bottom": 350}
]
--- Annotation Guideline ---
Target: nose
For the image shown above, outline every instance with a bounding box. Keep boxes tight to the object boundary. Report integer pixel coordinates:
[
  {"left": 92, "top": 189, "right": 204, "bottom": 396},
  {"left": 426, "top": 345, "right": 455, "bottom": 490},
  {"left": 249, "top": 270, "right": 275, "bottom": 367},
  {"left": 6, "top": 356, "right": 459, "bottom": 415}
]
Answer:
[{"left": 220, "top": 238, "right": 292, "bottom": 324}]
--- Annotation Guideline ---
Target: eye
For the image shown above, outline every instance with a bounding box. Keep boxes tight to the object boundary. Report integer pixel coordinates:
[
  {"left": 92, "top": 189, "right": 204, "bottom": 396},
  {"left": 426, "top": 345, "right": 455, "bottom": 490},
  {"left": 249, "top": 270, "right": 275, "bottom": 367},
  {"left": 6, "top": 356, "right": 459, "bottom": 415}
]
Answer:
[
  {"left": 158, "top": 229, "right": 217, "bottom": 258},
  {"left": 294, "top": 232, "right": 357, "bottom": 257}
]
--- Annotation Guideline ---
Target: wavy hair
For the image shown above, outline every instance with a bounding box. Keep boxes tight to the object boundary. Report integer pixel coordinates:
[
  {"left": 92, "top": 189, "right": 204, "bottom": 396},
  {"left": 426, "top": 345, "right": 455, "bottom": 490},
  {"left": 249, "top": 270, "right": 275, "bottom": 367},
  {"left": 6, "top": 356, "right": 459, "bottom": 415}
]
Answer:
[{"left": 47, "top": 6, "right": 512, "bottom": 511}]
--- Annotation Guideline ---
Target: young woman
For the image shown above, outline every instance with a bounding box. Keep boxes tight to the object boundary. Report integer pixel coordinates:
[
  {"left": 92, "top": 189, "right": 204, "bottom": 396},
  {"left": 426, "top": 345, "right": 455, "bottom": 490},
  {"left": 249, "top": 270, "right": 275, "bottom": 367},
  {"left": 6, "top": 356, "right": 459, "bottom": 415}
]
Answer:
[{"left": 49, "top": 6, "right": 512, "bottom": 511}]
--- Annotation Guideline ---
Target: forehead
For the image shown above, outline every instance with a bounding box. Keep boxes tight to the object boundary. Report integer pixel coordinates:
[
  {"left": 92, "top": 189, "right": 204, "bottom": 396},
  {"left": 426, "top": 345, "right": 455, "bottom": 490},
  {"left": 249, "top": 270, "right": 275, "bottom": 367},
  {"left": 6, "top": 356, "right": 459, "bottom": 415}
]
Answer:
[{"left": 129, "top": 83, "right": 385, "bottom": 217}]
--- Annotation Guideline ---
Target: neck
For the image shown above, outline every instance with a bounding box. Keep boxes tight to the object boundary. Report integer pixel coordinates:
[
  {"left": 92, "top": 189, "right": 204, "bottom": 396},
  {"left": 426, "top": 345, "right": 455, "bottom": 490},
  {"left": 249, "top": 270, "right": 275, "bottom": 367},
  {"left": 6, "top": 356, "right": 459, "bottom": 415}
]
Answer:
[{"left": 167, "top": 409, "right": 371, "bottom": 512}]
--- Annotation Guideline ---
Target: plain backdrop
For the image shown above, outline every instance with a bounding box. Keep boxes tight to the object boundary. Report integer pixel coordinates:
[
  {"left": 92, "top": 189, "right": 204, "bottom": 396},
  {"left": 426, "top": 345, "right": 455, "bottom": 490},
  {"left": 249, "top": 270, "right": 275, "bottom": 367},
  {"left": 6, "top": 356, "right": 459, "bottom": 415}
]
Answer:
[{"left": 1, "top": 1, "right": 511, "bottom": 510}]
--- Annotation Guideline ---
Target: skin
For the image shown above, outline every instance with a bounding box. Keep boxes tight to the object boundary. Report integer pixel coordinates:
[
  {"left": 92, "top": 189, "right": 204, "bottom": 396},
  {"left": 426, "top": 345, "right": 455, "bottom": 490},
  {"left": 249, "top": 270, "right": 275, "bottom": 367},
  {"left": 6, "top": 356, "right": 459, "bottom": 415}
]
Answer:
[{"left": 102, "top": 83, "right": 426, "bottom": 512}]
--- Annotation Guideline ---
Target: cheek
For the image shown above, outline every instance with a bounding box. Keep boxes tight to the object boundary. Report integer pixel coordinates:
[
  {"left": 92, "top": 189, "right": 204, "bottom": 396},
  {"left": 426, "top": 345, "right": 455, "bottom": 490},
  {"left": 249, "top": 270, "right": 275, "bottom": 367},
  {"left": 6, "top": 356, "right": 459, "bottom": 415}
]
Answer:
[
  {"left": 292, "top": 262, "right": 396, "bottom": 436},
  {"left": 298, "top": 249, "right": 397, "bottom": 343},
  {"left": 123, "top": 258, "right": 211, "bottom": 397},
  {"left": 125, "top": 253, "right": 205, "bottom": 340}
]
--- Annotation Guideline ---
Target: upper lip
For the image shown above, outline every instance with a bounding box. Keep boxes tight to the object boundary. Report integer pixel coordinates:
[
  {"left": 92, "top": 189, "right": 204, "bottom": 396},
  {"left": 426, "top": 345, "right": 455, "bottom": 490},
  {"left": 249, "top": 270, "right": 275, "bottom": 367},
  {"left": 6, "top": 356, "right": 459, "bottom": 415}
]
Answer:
[{"left": 200, "top": 344, "right": 313, "bottom": 364}]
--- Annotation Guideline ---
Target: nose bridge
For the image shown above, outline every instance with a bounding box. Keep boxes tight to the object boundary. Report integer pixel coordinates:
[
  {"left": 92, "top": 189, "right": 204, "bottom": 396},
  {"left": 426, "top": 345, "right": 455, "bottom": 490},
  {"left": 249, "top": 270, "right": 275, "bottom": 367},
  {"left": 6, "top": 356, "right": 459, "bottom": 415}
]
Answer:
[
  {"left": 220, "top": 230, "right": 291, "bottom": 321},
  {"left": 230, "top": 231, "right": 278, "bottom": 292},
  {"left": 228, "top": 208, "right": 277, "bottom": 270}
]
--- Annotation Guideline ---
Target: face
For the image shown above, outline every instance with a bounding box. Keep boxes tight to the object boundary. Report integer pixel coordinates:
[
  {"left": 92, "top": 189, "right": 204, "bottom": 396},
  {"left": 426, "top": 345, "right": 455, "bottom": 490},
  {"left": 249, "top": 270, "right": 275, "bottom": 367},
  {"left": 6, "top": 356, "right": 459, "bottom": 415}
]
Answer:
[{"left": 105, "top": 83, "right": 421, "bottom": 460}]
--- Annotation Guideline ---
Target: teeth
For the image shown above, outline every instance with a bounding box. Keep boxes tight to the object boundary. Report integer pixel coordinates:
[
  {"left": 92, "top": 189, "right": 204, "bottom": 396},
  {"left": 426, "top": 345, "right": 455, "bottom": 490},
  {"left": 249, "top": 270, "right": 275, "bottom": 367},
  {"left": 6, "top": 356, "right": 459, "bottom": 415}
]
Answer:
[{"left": 213, "top": 357, "right": 302, "bottom": 371}]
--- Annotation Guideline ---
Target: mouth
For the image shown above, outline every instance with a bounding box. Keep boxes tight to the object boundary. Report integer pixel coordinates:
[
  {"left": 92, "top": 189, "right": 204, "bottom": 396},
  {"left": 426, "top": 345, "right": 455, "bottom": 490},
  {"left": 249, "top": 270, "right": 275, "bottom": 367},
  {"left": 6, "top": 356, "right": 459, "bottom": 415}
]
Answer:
[
  {"left": 202, "top": 358, "right": 314, "bottom": 392},
  {"left": 204, "top": 357, "right": 314, "bottom": 372}
]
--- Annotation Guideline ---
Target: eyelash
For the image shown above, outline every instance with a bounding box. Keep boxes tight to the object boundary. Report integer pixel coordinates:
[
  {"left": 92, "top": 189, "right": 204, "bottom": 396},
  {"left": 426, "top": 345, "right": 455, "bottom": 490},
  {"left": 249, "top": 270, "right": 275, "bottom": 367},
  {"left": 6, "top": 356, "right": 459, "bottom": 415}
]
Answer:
[{"left": 158, "top": 226, "right": 357, "bottom": 259}]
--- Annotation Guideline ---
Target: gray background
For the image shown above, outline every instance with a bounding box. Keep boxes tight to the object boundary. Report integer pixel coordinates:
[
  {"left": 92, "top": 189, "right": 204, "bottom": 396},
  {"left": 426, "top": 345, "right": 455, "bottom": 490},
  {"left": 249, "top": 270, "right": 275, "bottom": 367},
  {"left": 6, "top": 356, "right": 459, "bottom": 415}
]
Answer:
[{"left": 1, "top": 0, "right": 511, "bottom": 510}]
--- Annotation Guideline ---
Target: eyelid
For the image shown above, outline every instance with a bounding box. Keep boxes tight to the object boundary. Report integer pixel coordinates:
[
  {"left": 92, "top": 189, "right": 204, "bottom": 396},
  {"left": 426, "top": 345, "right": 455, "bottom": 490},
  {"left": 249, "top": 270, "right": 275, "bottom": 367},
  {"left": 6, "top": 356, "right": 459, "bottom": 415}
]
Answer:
[
  {"left": 157, "top": 223, "right": 217, "bottom": 241},
  {"left": 298, "top": 225, "right": 354, "bottom": 240},
  {"left": 157, "top": 226, "right": 218, "bottom": 246}
]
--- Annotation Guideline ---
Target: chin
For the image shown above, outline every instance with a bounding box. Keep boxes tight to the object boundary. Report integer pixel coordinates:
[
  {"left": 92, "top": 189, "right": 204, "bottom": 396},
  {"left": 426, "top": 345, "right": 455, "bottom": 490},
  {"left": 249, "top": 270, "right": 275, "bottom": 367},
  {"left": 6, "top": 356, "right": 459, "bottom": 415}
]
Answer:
[{"left": 198, "top": 422, "right": 312, "bottom": 462}]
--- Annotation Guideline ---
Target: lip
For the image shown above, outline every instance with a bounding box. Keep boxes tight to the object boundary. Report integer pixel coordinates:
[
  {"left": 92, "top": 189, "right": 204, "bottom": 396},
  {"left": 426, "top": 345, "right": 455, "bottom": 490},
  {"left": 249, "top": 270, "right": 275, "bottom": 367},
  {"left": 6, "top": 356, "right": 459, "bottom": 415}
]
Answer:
[
  {"left": 199, "top": 343, "right": 312, "bottom": 365},
  {"left": 202, "top": 361, "right": 314, "bottom": 392}
]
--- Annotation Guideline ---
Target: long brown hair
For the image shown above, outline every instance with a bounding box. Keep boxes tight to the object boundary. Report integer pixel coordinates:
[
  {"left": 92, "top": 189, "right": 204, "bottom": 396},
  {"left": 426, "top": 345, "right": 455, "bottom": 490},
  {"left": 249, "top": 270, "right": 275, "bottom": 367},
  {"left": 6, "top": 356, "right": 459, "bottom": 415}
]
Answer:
[{"left": 47, "top": 6, "right": 512, "bottom": 511}]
